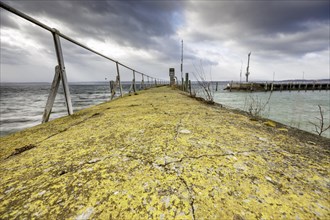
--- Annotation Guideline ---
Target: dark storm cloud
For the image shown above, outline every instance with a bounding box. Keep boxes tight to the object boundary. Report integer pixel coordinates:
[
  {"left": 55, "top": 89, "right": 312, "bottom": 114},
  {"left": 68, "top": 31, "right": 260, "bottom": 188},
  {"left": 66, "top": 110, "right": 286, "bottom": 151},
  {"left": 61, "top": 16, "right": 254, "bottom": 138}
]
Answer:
[
  {"left": 0, "top": 10, "right": 19, "bottom": 29},
  {"left": 1, "top": 0, "right": 328, "bottom": 82},
  {"left": 187, "top": 1, "right": 329, "bottom": 56},
  {"left": 3, "top": 0, "right": 183, "bottom": 50}
]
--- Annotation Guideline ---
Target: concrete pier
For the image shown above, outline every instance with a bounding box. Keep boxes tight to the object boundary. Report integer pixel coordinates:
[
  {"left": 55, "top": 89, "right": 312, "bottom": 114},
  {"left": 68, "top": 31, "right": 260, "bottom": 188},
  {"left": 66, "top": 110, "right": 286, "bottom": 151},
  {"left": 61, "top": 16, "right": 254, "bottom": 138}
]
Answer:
[
  {"left": 225, "top": 82, "right": 330, "bottom": 92},
  {"left": 0, "top": 86, "right": 329, "bottom": 219}
]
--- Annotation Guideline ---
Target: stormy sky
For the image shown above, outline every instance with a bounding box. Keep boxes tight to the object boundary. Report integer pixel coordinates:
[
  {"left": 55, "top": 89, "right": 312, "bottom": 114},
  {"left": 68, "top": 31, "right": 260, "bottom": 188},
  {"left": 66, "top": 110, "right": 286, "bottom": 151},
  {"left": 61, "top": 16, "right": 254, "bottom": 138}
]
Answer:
[{"left": 0, "top": 0, "right": 329, "bottom": 82}]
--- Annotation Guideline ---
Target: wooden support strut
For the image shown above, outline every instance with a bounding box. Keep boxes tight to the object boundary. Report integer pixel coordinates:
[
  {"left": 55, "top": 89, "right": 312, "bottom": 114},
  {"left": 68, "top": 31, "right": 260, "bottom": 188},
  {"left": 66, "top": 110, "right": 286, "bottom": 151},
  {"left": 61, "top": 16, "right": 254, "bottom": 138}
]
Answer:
[{"left": 42, "top": 65, "right": 61, "bottom": 123}]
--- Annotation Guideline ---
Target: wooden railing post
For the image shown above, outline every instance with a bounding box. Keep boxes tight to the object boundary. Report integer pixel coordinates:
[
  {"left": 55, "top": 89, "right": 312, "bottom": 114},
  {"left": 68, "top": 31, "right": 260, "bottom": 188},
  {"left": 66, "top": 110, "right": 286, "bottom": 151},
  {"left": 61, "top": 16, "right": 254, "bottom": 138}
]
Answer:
[
  {"left": 185, "top": 72, "right": 189, "bottom": 92},
  {"left": 141, "top": 74, "right": 145, "bottom": 89},
  {"left": 132, "top": 70, "right": 136, "bottom": 93},
  {"left": 116, "top": 62, "right": 123, "bottom": 97}
]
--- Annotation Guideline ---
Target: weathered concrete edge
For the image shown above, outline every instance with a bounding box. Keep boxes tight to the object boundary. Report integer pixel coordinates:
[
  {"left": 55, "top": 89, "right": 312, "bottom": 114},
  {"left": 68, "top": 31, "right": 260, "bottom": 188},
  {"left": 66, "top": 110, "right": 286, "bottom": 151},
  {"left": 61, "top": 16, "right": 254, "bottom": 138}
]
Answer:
[{"left": 181, "top": 91, "right": 330, "bottom": 149}]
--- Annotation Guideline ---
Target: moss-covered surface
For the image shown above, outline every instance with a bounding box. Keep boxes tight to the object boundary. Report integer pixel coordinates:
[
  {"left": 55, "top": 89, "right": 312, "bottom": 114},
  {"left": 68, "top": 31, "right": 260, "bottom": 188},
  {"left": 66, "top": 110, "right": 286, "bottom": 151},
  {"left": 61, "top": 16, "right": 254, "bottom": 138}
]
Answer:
[{"left": 0, "top": 86, "right": 329, "bottom": 219}]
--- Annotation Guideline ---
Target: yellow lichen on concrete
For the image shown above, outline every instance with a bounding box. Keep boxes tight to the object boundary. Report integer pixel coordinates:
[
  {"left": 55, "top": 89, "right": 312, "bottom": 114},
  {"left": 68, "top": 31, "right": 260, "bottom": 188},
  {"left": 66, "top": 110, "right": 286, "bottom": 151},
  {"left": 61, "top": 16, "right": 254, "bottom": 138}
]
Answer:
[{"left": 0, "top": 86, "right": 329, "bottom": 219}]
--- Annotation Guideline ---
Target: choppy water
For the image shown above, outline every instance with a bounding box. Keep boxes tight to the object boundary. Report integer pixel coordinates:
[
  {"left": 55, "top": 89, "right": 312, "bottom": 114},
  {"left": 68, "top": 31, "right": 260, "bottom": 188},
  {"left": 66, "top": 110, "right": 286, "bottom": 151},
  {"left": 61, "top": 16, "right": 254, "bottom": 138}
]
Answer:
[
  {"left": 201, "top": 83, "right": 330, "bottom": 138},
  {"left": 0, "top": 82, "right": 146, "bottom": 137},
  {"left": 1, "top": 82, "right": 329, "bottom": 138}
]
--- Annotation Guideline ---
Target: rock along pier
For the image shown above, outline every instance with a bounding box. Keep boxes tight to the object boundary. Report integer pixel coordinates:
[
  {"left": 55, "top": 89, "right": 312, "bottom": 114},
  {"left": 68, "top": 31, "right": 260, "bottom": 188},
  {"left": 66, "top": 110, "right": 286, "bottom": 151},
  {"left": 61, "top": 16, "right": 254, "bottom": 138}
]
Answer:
[{"left": 0, "top": 86, "right": 329, "bottom": 219}]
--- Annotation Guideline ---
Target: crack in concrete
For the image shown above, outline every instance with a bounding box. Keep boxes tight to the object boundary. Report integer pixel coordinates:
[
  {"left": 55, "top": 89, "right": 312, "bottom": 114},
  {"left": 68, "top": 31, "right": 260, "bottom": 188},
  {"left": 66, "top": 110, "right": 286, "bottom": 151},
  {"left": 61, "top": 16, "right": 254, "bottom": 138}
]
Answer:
[
  {"left": 157, "top": 149, "right": 261, "bottom": 168},
  {"left": 38, "top": 112, "right": 103, "bottom": 144},
  {"left": 178, "top": 176, "right": 196, "bottom": 220}
]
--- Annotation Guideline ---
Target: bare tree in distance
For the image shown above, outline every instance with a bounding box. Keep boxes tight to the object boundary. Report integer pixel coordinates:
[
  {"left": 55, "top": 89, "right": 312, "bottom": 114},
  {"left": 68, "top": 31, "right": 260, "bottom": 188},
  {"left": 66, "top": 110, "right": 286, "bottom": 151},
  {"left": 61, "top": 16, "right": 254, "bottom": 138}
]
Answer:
[
  {"left": 192, "top": 60, "right": 214, "bottom": 104},
  {"left": 310, "top": 105, "right": 330, "bottom": 136}
]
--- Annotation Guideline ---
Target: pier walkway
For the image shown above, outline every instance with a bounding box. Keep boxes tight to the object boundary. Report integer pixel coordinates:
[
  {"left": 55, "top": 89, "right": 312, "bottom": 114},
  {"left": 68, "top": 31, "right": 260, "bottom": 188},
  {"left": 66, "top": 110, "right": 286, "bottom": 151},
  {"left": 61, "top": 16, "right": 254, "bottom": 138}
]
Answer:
[{"left": 0, "top": 86, "right": 329, "bottom": 219}]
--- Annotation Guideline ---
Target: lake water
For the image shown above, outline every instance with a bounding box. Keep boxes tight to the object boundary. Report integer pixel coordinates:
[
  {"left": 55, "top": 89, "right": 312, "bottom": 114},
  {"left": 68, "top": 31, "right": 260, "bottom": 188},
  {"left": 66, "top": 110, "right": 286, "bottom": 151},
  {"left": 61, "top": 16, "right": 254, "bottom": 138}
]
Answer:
[
  {"left": 0, "top": 82, "right": 329, "bottom": 138},
  {"left": 204, "top": 83, "right": 330, "bottom": 138},
  {"left": 0, "top": 82, "right": 145, "bottom": 137}
]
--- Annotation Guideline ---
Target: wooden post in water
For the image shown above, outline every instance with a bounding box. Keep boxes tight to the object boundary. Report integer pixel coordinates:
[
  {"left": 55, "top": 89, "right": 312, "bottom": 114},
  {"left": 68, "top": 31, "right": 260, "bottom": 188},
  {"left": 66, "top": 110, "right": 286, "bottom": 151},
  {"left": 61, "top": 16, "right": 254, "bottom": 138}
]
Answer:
[
  {"left": 230, "top": 81, "right": 233, "bottom": 92},
  {"left": 271, "top": 83, "right": 274, "bottom": 91},
  {"left": 215, "top": 82, "right": 218, "bottom": 91},
  {"left": 115, "top": 62, "right": 123, "bottom": 97}
]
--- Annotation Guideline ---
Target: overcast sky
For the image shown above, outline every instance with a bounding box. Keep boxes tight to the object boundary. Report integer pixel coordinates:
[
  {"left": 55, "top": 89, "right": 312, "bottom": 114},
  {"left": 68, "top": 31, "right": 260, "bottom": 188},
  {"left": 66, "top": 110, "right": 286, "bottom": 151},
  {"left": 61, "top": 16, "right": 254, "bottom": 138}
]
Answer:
[{"left": 0, "top": 0, "right": 329, "bottom": 82}]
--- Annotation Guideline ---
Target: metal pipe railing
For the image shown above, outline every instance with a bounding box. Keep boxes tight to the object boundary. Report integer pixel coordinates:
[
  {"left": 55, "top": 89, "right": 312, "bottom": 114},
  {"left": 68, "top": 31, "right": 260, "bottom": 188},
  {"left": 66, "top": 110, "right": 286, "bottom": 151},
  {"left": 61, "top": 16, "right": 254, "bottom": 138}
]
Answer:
[
  {"left": 1, "top": 1, "right": 168, "bottom": 123},
  {"left": 0, "top": 1, "right": 151, "bottom": 77},
  {"left": 0, "top": 1, "right": 166, "bottom": 84}
]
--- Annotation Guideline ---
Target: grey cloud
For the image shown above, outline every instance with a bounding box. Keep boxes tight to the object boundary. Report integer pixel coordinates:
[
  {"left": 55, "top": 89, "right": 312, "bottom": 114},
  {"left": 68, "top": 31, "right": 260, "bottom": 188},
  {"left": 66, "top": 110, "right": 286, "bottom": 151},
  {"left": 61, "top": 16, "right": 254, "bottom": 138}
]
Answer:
[
  {"left": 1, "top": 0, "right": 192, "bottom": 69},
  {"left": 186, "top": 1, "right": 329, "bottom": 57},
  {"left": 189, "top": 1, "right": 328, "bottom": 35},
  {"left": 0, "top": 43, "right": 31, "bottom": 65},
  {"left": 4, "top": 1, "right": 183, "bottom": 49},
  {"left": 0, "top": 10, "right": 19, "bottom": 29}
]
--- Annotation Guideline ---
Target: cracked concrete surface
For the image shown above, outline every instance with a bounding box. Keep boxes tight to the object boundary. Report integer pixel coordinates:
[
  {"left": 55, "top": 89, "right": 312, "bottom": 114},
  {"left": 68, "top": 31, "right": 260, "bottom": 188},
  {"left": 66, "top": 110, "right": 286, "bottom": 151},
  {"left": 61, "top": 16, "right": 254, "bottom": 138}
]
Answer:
[{"left": 0, "top": 86, "right": 329, "bottom": 219}]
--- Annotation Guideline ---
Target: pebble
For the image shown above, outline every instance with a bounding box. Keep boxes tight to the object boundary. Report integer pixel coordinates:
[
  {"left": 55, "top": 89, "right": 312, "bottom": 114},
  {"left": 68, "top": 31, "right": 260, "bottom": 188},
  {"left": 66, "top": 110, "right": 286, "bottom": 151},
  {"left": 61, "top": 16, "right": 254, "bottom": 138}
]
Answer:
[
  {"left": 76, "top": 207, "right": 94, "bottom": 220},
  {"left": 179, "top": 129, "right": 191, "bottom": 134},
  {"left": 38, "top": 190, "right": 46, "bottom": 196},
  {"left": 4, "top": 188, "right": 14, "bottom": 194},
  {"left": 88, "top": 158, "right": 101, "bottom": 164}
]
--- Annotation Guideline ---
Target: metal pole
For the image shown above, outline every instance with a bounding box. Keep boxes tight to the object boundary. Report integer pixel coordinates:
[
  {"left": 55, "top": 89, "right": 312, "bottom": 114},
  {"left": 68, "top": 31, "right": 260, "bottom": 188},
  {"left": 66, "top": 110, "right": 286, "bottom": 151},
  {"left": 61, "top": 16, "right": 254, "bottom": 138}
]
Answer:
[
  {"left": 52, "top": 30, "right": 73, "bottom": 115},
  {"left": 116, "top": 62, "right": 123, "bottom": 97},
  {"left": 181, "top": 40, "right": 183, "bottom": 85}
]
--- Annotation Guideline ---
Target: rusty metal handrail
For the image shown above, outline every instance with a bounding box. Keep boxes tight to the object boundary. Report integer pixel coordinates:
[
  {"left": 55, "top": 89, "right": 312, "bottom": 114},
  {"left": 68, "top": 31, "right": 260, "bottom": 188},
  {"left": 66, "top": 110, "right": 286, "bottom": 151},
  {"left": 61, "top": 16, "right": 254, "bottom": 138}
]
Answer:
[{"left": 0, "top": 1, "right": 166, "bottom": 123}]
